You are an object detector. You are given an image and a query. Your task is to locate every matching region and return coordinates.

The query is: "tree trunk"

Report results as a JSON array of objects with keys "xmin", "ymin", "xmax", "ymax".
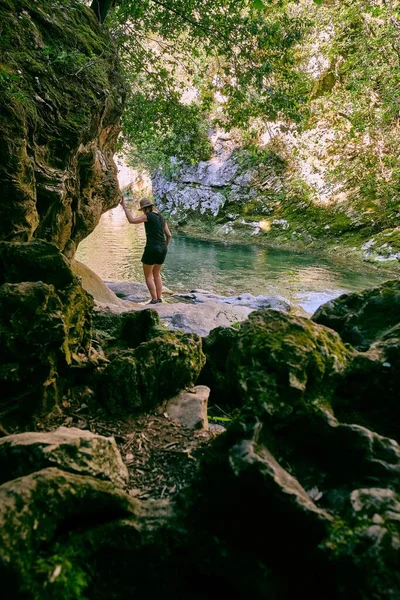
[{"xmin": 90, "ymin": 0, "xmax": 117, "ymax": 24}]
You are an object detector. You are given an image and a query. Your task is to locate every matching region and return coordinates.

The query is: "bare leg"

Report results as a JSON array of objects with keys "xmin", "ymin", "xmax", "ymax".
[
  {"xmin": 143, "ymin": 264, "xmax": 157, "ymax": 300},
  {"xmin": 153, "ymin": 264, "xmax": 163, "ymax": 300}
]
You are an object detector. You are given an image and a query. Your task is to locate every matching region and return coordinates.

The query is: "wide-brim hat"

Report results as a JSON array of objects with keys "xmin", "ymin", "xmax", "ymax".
[{"xmin": 139, "ymin": 198, "xmax": 154, "ymax": 210}]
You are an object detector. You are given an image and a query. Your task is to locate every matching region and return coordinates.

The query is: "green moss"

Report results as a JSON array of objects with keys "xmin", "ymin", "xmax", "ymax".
[
  {"xmin": 99, "ymin": 329, "xmax": 206, "ymax": 413},
  {"xmin": 231, "ymin": 309, "xmax": 353, "ymax": 420},
  {"xmin": 30, "ymin": 552, "xmax": 90, "ymax": 600}
]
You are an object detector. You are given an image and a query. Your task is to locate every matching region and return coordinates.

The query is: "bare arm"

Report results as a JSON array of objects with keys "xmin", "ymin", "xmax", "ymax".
[
  {"xmin": 164, "ymin": 221, "xmax": 172, "ymax": 246},
  {"xmin": 120, "ymin": 197, "xmax": 147, "ymax": 224}
]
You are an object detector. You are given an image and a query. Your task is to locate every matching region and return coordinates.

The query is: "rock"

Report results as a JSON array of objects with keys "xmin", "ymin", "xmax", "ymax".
[
  {"xmin": 0, "ymin": 427, "xmax": 128, "ymax": 488},
  {"xmin": 0, "ymin": 467, "xmax": 138, "ymax": 598},
  {"xmin": 72, "ymin": 260, "xmax": 133, "ymax": 307},
  {"xmin": 173, "ymin": 289, "xmax": 292, "ymax": 311},
  {"xmin": 166, "ymin": 385, "xmax": 210, "ymax": 430},
  {"xmin": 0, "ymin": 0, "xmax": 125, "ymax": 256},
  {"xmin": 92, "ymin": 307, "xmax": 164, "ymax": 353},
  {"xmin": 322, "ymin": 487, "xmax": 400, "ymax": 599},
  {"xmin": 99, "ymin": 331, "xmax": 205, "ymax": 413},
  {"xmin": 232, "ymin": 309, "xmax": 353, "ymax": 419},
  {"xmin": 0, "ymin": 277, "xmax": 93, "ymax": 419},
  {"xmin": 152, "ymin": 300, "xmax": 253, "ymax": 337},
  {"xmin": 334, "ymin": 322, "xmax": 400, "ymax": 440},
  {"xmin": 99, "ymin": 351, "xmax": 141, "ymax": 412},
  {"xmin": 312, "ymin": 280, "xmax": 400, "ymax": 351},
  {"xmin": 0, "ymin": 241, "xmax": 75, "ymax": 287},
  {"xmin": 198, "ymin": 326, "xmax": 240, "ymax": 405},
  {"xmin": 121, "ymin": 310, "xmax": 165, "ymax": 348},
  {"xmin": 362, "ymin": 227, "xmax": 400, "ymax": 262},
  {"xmin": 105, "ymin": 281, "xmax": 173, "ymax": 303},
  {"xmin": 99, "ymin": 281, "xmax": 266, "ymax": 337},
  {"xmin": 183, "ymin": 419, "xmax": 333, "ymax": 599},
  {"xmin": 93, "ymin": 295, "xmax": 253, "ymax": 337}
]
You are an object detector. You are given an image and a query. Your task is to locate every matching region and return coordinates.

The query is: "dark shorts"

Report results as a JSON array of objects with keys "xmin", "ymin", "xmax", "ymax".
[{"xmin": 141, "ymin": 244, "xmax": 168, "ymax": 265}]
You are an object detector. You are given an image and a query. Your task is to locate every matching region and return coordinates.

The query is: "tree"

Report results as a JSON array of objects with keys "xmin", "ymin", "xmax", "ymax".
[
  {"xmin": 85, "ymin": 0, "xmax": 310, "ymax": 169},
  {"xmin": 90, "ymin": 0, "xmax": 117, "ymax": 23}
]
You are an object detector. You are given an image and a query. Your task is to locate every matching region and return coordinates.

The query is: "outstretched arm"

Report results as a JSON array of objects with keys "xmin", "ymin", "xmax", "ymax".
[
  {"xmin": 120, "ymin": 197, "xmax": 147, "ymax": 224},
  {"xmin": 164, "ymin": 221, "xmax": 172, "ymax": 246}
]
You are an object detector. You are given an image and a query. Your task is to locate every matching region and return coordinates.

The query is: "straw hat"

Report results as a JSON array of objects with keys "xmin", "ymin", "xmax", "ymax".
[{"xmin": 139, "ymin": 198, "xmax": 154, "ymax": 210}]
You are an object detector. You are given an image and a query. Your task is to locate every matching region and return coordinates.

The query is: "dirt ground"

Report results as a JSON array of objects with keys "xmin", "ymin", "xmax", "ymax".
[{"xmin": 34, "ymin": 391, "xmax": 226, "ymax": 500}]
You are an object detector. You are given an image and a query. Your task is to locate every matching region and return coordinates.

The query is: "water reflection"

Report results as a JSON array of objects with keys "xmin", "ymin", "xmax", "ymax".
[{"xmin": 76, "ymin": 208, "xmax": 391, "ymax": 312}]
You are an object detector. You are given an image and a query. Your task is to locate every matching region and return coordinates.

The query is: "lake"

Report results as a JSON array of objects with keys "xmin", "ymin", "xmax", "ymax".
[{"xmin": 76, "ymin": 207, "xmax": 392, "ymax": 313}]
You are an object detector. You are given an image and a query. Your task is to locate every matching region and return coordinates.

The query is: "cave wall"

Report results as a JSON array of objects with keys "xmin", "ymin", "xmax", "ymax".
[{"xmin": 0, "ymin": 0, "xmax": 125, "ymax": 257}]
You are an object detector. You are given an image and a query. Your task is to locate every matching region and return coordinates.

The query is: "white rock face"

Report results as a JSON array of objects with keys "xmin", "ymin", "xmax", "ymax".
[{"xmin": 152, "ymin": 130, "xmax": 250, "ymax": 218}]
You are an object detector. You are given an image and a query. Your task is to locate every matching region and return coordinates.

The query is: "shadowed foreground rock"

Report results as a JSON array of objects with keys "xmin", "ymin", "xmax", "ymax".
[
  {"xmin": 1, "ymin": 282, "xmax": 400, "ymax": 599},
  {"xmin": 0, "ymin": 241, "xmax": 93, "ymax": 421},
  {"xmin": 0, "ymin": 427, "xmax": 128, "ymax": 487},
  {"xmin": 99, "ymin": 330, "xmax": 205, "ymax": 413}
]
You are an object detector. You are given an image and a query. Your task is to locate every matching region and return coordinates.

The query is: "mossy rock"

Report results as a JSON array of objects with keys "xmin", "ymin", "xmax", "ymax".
[
  {"xmin": 322, "ymin": 488, "xmax": 400, "ymax": 599},
  {"xmin": 231, "ymin": 309, "xmax": 353, "ymax": 422},
  {"xmin": 333, "ymin": 322, "xmax": 400, "ymax": 441},
  {"xmin": 0, "ymin": 0, "xmax": 125, "ymax": 253},
  {"xmin": 198, "ymin": 326, "xmax": 241, "ymax": 406},
  {"xmin": 312, "ymin": 279, "xmax": 400, "ymax": 351},
  {"xmin": 99, "ymin": 351, "xmax": 141, "ymax": 413},
  {"xmin": 0, "ymin": 467, "xmax": 138, "ymax": 599},
  {"xmin": 135, "ymin": 331, "xmax": 205, "ymax": 409},
  {"xmin": 0, "ymin": 240, "xmax": 75, "ymax": 288},
  {"xmin": 99, "ymin": 331, "xmax": 205, "ymax": 413},
  {"xmin": 92, "ymin": 308, "xmax": 166, "ymax": 355},
  {"xmin": 0, "ymin": 276, "xmax": 93, "ymax": 420},
  {"xmin": 0, "ymin": 427, "xmax": 128, "ymax": 488}
]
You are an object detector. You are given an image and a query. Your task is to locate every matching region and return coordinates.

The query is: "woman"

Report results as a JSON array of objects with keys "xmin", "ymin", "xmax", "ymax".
[{"xmin": 120, "ymin": 196, "xmax": 172, "ymax": 304}]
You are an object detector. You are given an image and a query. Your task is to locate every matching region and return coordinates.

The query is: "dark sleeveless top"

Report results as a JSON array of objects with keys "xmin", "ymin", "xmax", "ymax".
[{"xmin": 144, "ymin": 212, "xmax": 166, "ymax": 247}]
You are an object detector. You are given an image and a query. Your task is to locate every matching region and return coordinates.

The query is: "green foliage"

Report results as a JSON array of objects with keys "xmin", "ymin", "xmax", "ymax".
[
  {"xmin": 234, "ymin": 144, "xmax": 287, "ymax": 172},
  {"xmin": 96, "ymin": 0, "xmax": 311, "ymax": 169},
  {"xmin": 308, "ymin": 0, "xmax": 400, "ymax": 231},
  {"xmin": 31, "ymin": 553, "xmax": 90, "ymax": 600}
]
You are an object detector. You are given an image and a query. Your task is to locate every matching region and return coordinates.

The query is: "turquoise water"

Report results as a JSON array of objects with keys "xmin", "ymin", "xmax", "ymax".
[{"xmin": 76, "ymin": 207, "xmax": 393, "ymax": 313}]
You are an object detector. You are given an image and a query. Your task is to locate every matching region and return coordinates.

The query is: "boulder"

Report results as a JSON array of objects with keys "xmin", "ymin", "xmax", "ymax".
[
  {"xmin": 72, "ymin": 260, "xmax": 133, "ymax": 306},
  {"xmin": 322, "ymin": 488, "xmax": 400, "ymax": 599},
  {"xmin": 0, "ymin": 427, "xmax": 128, "ymax": 487},
  {"xmin": 153, "ymin": 300, "xmax": 253, "ymax": 337},
  {"xmin": 0, "ymin": 467, "xmax": 138, "ymax": 598},
  {"xmin": 333, "ymin": 322, "xmax": 400, "ymax": 440},
  {"xmin": 0, "ymin": 240, "xmax": 76, "ymax": 287},
  {"xmin": 92, "ymin": 307, "xmax": 164, "ymax": 353},
  {"xmin": 173, "ymin": 289, "xmax": 292, "ymax": 311},
  {"xmin": 312, "ymin": 280, "xmax": 400, "ymax": 351},
  {"xmin": 198, "ymin": 325, "xmax": 241, "ymax": 405},
  {"xmin": 182, "ymin": 418, "xmax": 334, "ymax": 598},
  {"xmin": 166, "ymin": 385, "xmax": 210, "ymax": 430},
  {"xmin": 0, "ymin": 277, "xmax": 93, "ymax": 419},
  {"xmin": 232, "ymin": 309, "xmax": 353, "ymax": 420},
  {"xmin": 134, "ymin": 332, "xmax": 205, "ymax": 409},
  {"xmin": 99, "ymin": 351, "xmax": 141, "ymax": 412},
  {"xmin": 99, "ymin": 331, "xmax": 205, "ymax": 413}
]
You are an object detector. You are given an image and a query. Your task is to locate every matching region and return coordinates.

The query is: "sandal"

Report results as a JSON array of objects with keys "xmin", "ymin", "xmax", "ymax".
[{"xmin": 148, "ymin": 299, "xmax": 159, "ymax": 305}]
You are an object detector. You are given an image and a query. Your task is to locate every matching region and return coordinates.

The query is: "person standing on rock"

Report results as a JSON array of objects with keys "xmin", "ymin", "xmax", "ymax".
[{"xmin": 120, "ymin": 197, "xmax": 172, "ymax": 304}]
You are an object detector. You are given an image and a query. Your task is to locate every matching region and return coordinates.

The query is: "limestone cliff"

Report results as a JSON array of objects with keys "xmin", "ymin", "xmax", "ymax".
[
  {"xmin": 0, "ymin": 0, "xmax": 125, "ymax": 421},
  {"xmin": 0, "ymin": 0, "xmax": 125, "ymax": 257}
]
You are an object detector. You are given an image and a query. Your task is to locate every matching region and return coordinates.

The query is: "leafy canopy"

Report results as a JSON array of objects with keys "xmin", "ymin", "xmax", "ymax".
[{"xmin": 89, "ymin": 0, "xmax": 310, "ymax": 169}]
